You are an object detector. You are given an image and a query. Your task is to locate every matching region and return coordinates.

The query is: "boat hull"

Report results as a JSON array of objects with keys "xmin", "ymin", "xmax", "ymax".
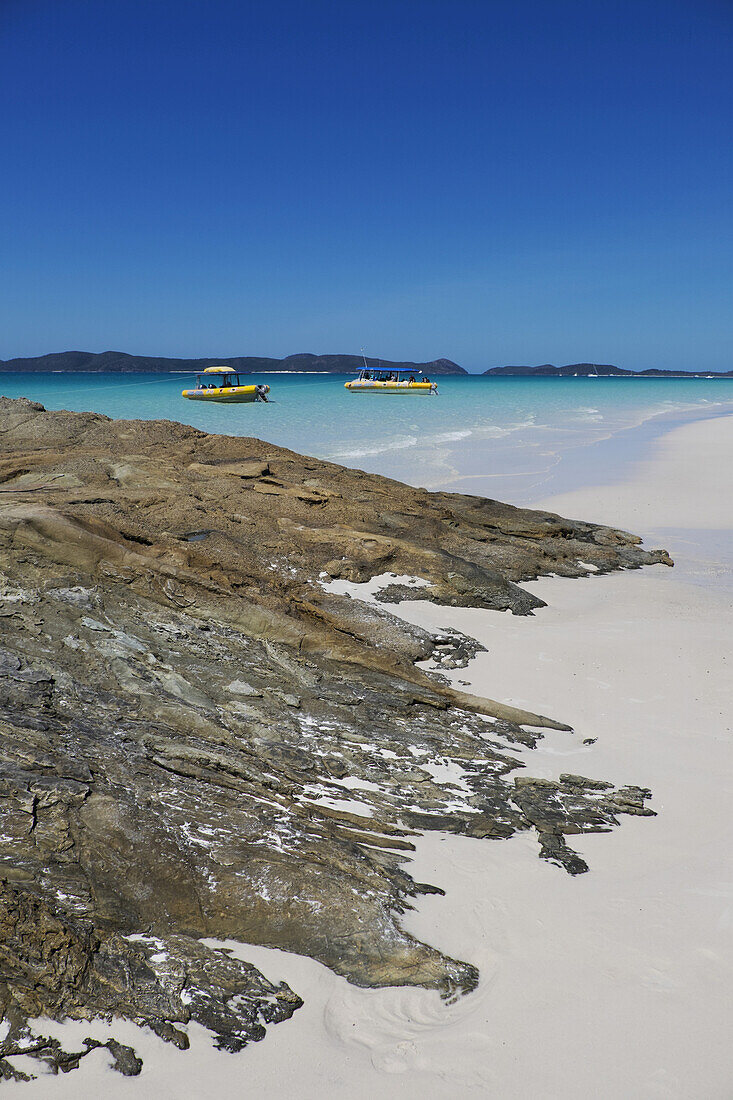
[
  {"xmin": 344, "ymin": 381, "xmax": 436, "ymax": 394},
  {"xmin": 182, "ymin": 385, "xmax": 267, "ymax": 403}
]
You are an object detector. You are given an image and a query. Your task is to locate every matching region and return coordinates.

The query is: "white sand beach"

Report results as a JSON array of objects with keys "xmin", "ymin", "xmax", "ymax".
[
  {"xmin": 537, "ymin": 412, "xmax": 732, "ymax": 532},
  {"xmin": 14, "ymin": 414, "xmax": 733, "ymax": 1098}
]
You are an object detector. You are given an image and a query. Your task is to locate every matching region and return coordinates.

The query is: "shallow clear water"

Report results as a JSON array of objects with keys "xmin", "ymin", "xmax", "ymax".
[{"xmin": 3, "ymin": 371, "xmax": 731, "ymax": 503}]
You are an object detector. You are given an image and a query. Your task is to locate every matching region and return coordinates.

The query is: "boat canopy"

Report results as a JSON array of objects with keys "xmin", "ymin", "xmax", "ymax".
[
  {"xmin": 357, "ymin": 368, "xmax": 424, "ymax": 380},
  {"xmin": 195, "ymin": 367, "xmax": 241, "ymax": 388}
]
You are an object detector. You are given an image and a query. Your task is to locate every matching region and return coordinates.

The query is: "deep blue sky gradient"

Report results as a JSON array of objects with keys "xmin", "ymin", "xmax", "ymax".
[{"xmin": 1, "ymin": 0, "xmax": 731, "ymax": 370}]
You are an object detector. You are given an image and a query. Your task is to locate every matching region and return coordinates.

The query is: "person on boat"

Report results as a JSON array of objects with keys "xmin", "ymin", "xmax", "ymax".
[{"xmin": 409, "ymin": 375, "xmax": 416, "ymax": 383}]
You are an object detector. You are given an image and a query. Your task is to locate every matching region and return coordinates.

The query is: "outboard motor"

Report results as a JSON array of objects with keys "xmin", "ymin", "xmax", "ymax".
[{"xmin": 255, "ymin": 385, "xmax": 270, "ymax": 402}]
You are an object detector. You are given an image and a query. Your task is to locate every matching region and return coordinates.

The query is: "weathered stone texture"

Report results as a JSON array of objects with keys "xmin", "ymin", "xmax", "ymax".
[{"xmin": 0, "ymin": 398, "xmax": 663, "ymax": 1076}]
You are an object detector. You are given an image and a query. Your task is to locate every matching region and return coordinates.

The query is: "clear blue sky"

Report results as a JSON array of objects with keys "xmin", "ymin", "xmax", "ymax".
[{"xmin": 1, "ymin": 0, "xmax": 731, "ymax": 371}]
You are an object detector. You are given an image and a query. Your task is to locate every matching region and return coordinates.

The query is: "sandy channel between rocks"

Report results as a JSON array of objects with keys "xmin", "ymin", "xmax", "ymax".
[{"xmin": 13, "ymin": 414, "xmax": 733, "ymax": 1099}]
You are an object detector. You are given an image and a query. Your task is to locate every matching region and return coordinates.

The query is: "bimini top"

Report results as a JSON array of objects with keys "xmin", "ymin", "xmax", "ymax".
[
  {"xmin": 202, "ymin": 365, "xmax": 233, "ymax": 374},
  {"xmin": 359, "ymin": 368, "xmax": 424, "ymax": 380}
]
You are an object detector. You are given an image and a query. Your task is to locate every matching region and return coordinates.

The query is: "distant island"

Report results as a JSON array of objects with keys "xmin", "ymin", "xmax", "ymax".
[
  {"xmin": 1, "ymin": 352, "xmax": 729, "ymax": 378},
  {"xmin": 0, "ymin": 351, "xmax": 466, "ymax": 376},
  {"xmin": 484, "ymin": 363, "xmax": 733, "ymax": 378}
]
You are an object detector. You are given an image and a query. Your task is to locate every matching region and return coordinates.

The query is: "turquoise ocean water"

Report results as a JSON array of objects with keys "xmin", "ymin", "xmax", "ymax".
[{"xmin": 2, "ymin": 371, "xmax": 732, "ymax": 505}]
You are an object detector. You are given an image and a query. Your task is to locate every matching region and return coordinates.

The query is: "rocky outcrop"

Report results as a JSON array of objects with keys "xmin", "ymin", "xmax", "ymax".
[{"xmin": 0, "ymin": 398, "xmax": 666, "ymax": 1078}]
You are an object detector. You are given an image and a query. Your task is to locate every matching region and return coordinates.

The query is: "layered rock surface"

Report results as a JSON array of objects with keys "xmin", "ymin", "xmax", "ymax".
[{"xmin": 0, "ymin": 398, "xmax": 667, "ymax": 1079}]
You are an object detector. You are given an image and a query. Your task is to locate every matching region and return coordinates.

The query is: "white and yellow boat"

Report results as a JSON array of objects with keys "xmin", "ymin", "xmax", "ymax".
[
  {"xmin": 344, "ymin": 367, "xmax": 438, "ymax": 395},
  {"xmin": 182, "ymin": 366, "xmax": 270, "ymax": 403}
]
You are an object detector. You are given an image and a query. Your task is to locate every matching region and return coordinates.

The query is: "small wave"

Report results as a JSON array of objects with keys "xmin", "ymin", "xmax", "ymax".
[
  {"xmin": 332, "ymin": 428, "xmax": 475, "ymax": 458},
  {"xmin": 330, "ymin": 435, "xmax": 420, "ymax": 459},
  {"xmin": 474, "ymin": 417, "xmax": 542, "ymax": 438},
  {"xmin": 433, "ymin": 429, "xmax": 473, "ymax": 443},
  {"xmin": 573, "ymin": 407, "xmax": 604, "ymax": 423}
]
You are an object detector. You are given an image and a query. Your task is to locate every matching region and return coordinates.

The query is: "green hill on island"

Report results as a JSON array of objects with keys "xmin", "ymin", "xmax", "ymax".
[
  {"xmin": 484, "ymin": 363, "xmax": 733, "ymax": 377},
  {"xmin": 0, "ymin": 351, "xmax": 467, "ymax": 375},
  {"xmin": 2, "ymin": 353, "xmax": 729, "ymax": 378}
]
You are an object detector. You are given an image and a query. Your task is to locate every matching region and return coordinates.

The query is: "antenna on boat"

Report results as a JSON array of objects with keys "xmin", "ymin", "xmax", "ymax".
[{"xmin": 360, "ymin": 346, "xmax": 369, "ymax": 372}]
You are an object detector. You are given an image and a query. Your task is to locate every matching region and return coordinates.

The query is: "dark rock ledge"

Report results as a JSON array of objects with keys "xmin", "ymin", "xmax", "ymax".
[{"xmin": 0, "ymin": 398, "xmax": 668, "ymax": 1079}]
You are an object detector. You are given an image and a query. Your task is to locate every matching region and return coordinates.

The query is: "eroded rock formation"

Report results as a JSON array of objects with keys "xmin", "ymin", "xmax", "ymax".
[{"xmin": 0, "ymin": 397, "xmax": 667, "ymax": 1078}]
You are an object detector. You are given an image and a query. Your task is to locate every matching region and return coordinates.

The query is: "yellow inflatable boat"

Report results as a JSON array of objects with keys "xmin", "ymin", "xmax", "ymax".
[
  {"xmin": 344, "ymin": 368, "xmax": 438, "ymax": 394},
  {"xmin": 182, "ymin": 366, "xmax": 270, "ymax": 403}
]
